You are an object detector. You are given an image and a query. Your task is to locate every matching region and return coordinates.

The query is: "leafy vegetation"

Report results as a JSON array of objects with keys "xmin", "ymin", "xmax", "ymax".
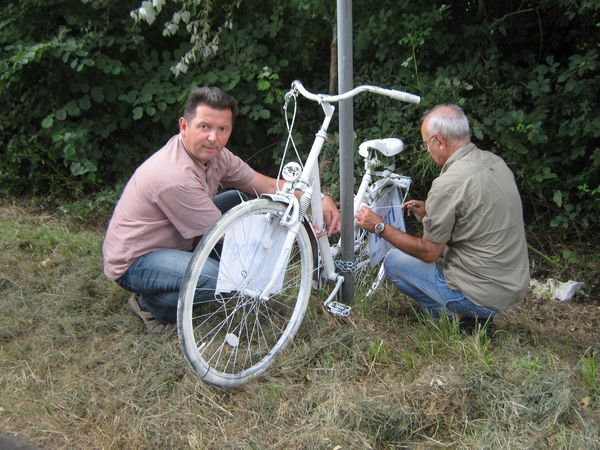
[{"xmin": 1, "ymin": 0, "xmax": 599, "ymax": 235}]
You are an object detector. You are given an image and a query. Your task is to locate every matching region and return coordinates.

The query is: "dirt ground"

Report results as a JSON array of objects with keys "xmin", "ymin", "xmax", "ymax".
[
  {"xmin": 499, "ymin": 294, "xmax": 600, "ymax": 354},
  {"xmin": 0, "ymin": 432, "xmax": 41, "ymax": 450}
]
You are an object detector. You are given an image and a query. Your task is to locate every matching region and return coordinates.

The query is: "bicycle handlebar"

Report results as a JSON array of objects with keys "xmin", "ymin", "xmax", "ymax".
[{"xmin": 291, "ymin": 80, "xmax": 421, "ymax": 105}]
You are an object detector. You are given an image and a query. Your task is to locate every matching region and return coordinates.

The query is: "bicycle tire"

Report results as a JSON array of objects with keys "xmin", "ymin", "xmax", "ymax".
[{"xmin": 177, "ymin": 198, "xmax": 313, "ymax": 387}]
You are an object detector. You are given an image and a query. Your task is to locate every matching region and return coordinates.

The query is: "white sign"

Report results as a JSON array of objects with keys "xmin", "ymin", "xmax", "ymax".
[
  {"xmin": 216, "ymin": 214, "xmax": 288, "ymax": 295},
  {"xmin": 368, "ymin": 188, "xmax": 406, "ymax": 267}
]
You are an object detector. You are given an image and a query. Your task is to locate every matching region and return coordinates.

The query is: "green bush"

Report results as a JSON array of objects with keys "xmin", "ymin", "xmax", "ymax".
[
  {"xmin": 351, "ymin": 0, "xmax": 600, "ymax": 232},
  {"xmin": 1, "ymin": 0, "xmax": 598, "ymax": 233}
]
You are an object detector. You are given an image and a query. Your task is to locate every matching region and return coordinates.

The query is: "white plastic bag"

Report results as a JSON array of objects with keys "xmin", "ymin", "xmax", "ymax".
[{"xmin": 529, "ymin": 278, "xmax": 583, "ymax": 301}]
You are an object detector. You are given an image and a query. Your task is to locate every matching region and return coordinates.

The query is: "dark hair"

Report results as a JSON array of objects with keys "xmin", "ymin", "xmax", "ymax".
[{"xmin": 183, "ymin": 86, "xmax": 238, "ymax": 123}]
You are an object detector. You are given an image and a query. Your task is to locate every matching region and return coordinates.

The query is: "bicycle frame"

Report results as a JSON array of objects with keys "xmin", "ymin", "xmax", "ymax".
[{"xmin": 260, "ymin": 81, "xmax": 420, "ymax": 310}]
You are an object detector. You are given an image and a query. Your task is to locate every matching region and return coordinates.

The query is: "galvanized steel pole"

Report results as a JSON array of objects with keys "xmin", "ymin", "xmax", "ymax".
[{"xmin": 337, "ymin": 0, "xmax": 354, "ymax": 302}]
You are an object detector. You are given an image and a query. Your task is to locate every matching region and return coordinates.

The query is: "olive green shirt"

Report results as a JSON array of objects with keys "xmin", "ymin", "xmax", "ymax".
[{"xmin": 423, "ymin": 143, "xmax": 530, "ymax": 310}]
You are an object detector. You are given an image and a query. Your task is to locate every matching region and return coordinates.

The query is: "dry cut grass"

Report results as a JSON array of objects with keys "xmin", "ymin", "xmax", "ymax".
[{"xmin": 0, "ymin": 204, "xmax": 599, "ymax": 449}]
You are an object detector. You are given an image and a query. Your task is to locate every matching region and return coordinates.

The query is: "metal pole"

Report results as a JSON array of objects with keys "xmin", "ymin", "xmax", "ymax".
[{"xmin": 337, "ymin": 0, "xmax": 354, "ymax": 302}]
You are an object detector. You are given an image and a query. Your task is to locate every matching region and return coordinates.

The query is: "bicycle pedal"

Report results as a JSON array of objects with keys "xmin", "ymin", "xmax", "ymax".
[{"xmin": 325, "ymin": 301, "xmax": 352, "ymax": 317}]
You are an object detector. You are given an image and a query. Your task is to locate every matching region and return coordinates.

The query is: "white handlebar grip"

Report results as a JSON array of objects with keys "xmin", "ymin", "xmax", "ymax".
[{"xmin": 382, "ymin": 89, "xmax": 421, "ymax": 104}]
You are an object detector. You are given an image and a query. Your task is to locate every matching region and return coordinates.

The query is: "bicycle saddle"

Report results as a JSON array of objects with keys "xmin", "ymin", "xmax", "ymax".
[{"xmin": 358, "ymin": 138, "xmax": 404, "ymax": 157}]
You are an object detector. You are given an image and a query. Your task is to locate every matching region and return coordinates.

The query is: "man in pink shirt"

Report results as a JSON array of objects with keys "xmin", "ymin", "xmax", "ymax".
[{"xmin": 103, "ymin": 87, "xmax": 340, "ymax": 333}]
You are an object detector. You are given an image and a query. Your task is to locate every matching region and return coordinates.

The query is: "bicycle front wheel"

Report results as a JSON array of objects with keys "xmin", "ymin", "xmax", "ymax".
[{"xmin": 177, "ymin": 198, "xmax": 314, "ymax": 387}]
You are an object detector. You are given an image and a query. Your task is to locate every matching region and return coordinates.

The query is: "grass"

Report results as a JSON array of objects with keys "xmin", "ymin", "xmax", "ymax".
[{"xmin": 1, "ymin": 203, "xmax": 599, "ymax": 449}]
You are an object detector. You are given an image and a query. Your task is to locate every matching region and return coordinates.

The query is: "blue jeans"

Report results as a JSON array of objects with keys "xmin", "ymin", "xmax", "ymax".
[
  {"xmin": 116, "ymin": 190, "xmax": 245, "ymax": 323},
  {"xmin": 383, "ymin": 249, "xmax": 497, "ymax": 319}
]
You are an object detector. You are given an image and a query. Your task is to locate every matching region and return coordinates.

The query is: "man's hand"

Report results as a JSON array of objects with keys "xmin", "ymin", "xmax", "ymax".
[
  {"xmin": 322, "ymin": 195, "xmax": 341, "ymax": 236},
  {"xmin": 403, "ymin": 200, "xmax": 425, "ymax": 222},
  {"xmin": 354, "ymin": 206, "xmax": 383, "ymax": 233},
  {"xmin": 356, "ymin": 203, "xmax": 445, "ymax": 263}
]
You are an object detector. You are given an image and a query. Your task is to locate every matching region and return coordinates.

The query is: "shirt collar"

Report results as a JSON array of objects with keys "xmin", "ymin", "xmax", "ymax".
[{"xmin": 440, "ymin": 142, "xmax": 476, "ymax": 174}]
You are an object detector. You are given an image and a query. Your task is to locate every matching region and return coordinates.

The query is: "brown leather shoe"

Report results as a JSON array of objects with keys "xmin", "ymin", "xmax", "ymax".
[{"xmin": 127, "ymin": 294, "xmax": 175, "ymax": 334}]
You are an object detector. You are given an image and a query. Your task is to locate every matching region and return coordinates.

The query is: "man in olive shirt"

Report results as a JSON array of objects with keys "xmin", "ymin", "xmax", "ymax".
[{"xmin": 355, "ymin": 104, "xmax": 529, "ymax": 332}]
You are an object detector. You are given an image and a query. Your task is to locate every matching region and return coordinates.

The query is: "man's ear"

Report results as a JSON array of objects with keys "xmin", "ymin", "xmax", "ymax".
[{"xmin": 178, "ymin": 117, "xmax": 187, "ymax": 135}]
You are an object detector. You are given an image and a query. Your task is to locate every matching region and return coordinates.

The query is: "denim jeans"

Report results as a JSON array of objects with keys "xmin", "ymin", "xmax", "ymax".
[
  {"xmin": 116, "ymin": 190, "xmax": 246, "ymax": 323},
  {"xmin": 383, "ymin": 248, "xmax": 497, "ymax": 319}
]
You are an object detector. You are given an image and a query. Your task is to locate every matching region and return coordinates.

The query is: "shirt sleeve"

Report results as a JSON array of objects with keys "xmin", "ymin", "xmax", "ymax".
[
  {"xmin": 422, "ymin": 178, "xmax": 457, "ymax": 245},
  {"xmin": 219, "ymin": 149, "xmax": 257, "ymax": 188},
  {"xmin": 155, "ymin": 184, "xmax": 222, "ymax": 239}
]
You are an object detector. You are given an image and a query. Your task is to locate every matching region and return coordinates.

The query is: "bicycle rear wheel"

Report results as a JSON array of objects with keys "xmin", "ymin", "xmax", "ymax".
[
  {"xmin": 177, "ymin": 198, "xmax": 313, "ymax": 387},
  {"xmin": 354, "ymin": 183, "xmax": 406, "ymax": 294}
]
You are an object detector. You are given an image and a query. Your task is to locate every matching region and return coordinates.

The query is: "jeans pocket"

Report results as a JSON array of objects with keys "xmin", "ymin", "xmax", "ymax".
[
  {"xmin": 434, "ymin": 265, "xmax": 446, "ymax": 284},
  {"xmin": 434, "ymin": 266, "xmax": 465, "ymax": 304}
]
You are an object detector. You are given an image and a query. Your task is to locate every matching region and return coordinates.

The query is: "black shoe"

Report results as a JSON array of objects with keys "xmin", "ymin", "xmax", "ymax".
[{"xmin": 459, "ymin": 316, "xmax": 495, "ymax": 337}]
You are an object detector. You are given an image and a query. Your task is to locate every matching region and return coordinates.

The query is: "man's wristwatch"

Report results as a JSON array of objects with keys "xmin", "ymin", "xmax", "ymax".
[{"xmin": 374, "ymin": 222, "xmax": 386, "ymax": 237}]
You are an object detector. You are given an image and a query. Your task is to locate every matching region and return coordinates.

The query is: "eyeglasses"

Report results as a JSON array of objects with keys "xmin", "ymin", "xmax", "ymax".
[{"xmin": 420, "ymin": 136, "xmax": 436, "ymax": 151}]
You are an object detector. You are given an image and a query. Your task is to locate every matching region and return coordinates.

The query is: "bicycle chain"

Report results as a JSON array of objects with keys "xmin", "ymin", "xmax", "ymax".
[{"xmin": 334, "ymin": 258, "xmax": 360, "ymax": 273}]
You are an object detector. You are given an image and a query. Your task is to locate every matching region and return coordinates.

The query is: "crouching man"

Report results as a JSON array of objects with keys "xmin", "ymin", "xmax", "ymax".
[
  {"xmin": 103, "ymin": 86, "xmax": 340, "ymax": 333},
  {"xmin": 355, "ymin": 104, "xmax": 529, "ymax": 333}
]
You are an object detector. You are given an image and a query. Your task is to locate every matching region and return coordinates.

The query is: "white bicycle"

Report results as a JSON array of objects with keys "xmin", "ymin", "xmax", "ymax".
[{"xmin": 177, "ymin": 81, "xmax": 420, "ymax": 387}]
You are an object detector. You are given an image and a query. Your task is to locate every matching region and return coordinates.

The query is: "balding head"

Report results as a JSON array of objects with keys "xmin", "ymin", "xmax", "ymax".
[
  {"xmin": 423, "ymin": 104, "xmax": 471, "ymax": 143},
  {"xmin": 420, "ymin": 104, "xmax": 472, "ymax": 166}
]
